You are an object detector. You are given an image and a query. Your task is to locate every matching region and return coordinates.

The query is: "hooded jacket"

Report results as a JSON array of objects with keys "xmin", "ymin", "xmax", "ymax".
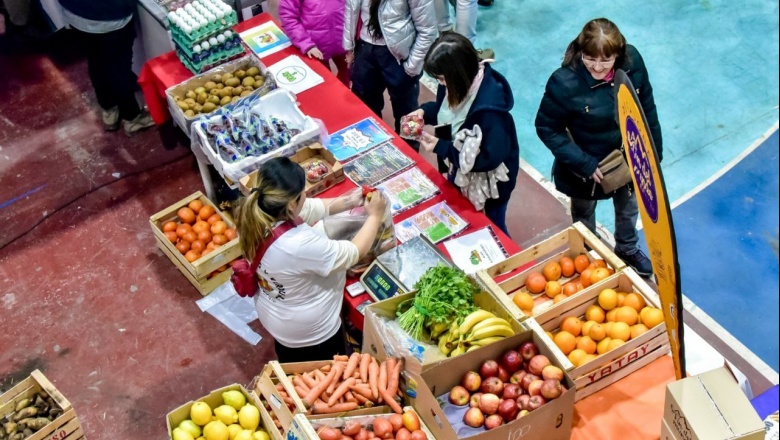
[
  {"xmin": 343, "ymin": 0, "xmax": 437, "ymax": 76},
  {"xmin": 421, "ymin": 63, "xmax": 520, "ymax": 202},
  {"xmin": 535, "ymin": 44, "xmax": 663, "ymax": 200},
  {"xmin": 278, "ymin": 0, "xmax": 346, "ymax": 61}
]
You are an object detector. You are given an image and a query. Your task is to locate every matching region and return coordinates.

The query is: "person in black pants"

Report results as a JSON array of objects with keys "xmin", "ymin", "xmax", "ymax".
[{"xmin": 59, "ymin": 0, "xmax": 154, "ymax": 135}]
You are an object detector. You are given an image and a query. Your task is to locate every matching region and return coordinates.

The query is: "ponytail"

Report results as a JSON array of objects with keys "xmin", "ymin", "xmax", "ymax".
[{"xmin": 366, "ymin": 0, "xmax": 384, "ymax": 40}]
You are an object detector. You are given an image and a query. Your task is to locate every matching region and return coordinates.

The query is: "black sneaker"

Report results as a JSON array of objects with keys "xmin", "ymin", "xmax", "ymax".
[{"xmin": 616, "ymin": 249, "xmax": 653, "ymax": 277}]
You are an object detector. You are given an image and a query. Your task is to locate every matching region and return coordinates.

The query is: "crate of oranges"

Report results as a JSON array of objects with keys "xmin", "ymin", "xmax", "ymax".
[
  {"xmin": 476, "ymin": 222, "xmax": 627, "ymax": 322},
  {"xmin": 150, "ymin": 191, "xmax": 242, "ymax": 295},
  {"xmin": 531, "ymin": 268, "xmax": 670, "ymax": 401}
]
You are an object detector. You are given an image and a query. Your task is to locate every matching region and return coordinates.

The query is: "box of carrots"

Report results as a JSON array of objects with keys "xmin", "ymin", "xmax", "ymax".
[{"xmin": 254, "ymin": 353, "xmax": 405, "ymax": 436}]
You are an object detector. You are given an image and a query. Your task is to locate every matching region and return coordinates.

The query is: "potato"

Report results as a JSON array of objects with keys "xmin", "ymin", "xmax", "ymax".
[
  {"xmin": 234, "ymin": 69, "xmax": 246, "ymax": 79},
  {"xmin": 232, "ymin": 86, "xmax": 243, "ymax": 96},
  {"xmin": 246, "ymin": 66, "xmax": 260, "ymax": 77},
  {"xmin": 222, "ymin": 72, "xmax": 233, "ymax": 80},
  {"xmin": 185, "ymin": 90, "xmax": 196, "ymax": 99},
  {"xmin": 194, "ymin": 86, "xmax": 206, "ymax": 94},
  {"xmin": 239, "ymin": 90, "xmax": 252, "ymax": 97},
  {"xmin": 197, "ymin": 92, "xmax": 208, "ymax": 104},
  {"xmin": 184, "ymin": 109, "xmax": 195, "ymax": 117},
  {"xmin": 225, "ymin": 77, "xmax": 240, "ymax": 87},
  {"xmin": 202, "ymin": 102, "xmax": 216, "ymax": 113},
  {"xmin": 204, "ymin": 81, "xmax": 217, "ymax": 91},
  {"xmin": 220, "ymin": 96, "xmax": 232, "ymax": 105},
  {"xmin": 242, "ymin": 77, "xmax": 255, "ymax": 87},
  {"xmin": 211, "ymin": 74, "xmax": 222, "ymax": 83},
  {"xmin": 176, "ymin": 100, "xmax": 190, "ymax": 111}
]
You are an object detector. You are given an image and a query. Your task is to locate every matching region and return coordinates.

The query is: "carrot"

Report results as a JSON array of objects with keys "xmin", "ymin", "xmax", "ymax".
[
  {"xmin": 327, "ymin": 363, "xmax": 345, "ymax": 395},
  {"xmin": 345, "ymin": 391, "xmax": 356, "ymax": 402},
  {"xmin": 295, "ymin": 386, "xmax": 309, "ymax": 399},
  {"xmin": 282, "ymin": 395, "xmax": 295, "ymax": 406},
  {"xmin": 379, "ymin": 361, "xmax": 388, "ymax": 395},
  {"xmin": 359, "ymin": 353, "xmax": 371, "ymax": 383},
  {"xmin": 353, "ymin": 393, "xmax": 369, "ymax": 405},
  {"xmin": 349, "ymin": 384, "xmax": 373, "ymax": 400},
  {"xmin": 303, "ymin": 366, "xmax": 338, "ymax": 408},
  {"xmin": 311, "ymin": 401, "xmax": 359, "ymax": 415},
  {"xmin": 387, "ymin": 357, "xmax": 403, "ymax": 397},
  {"xmin": 313, "ymin": 369, "xmax": 327, "ymax": 382},
  {"xmin": 321, "ymin": 364, "xmax": 332, "ymax": 373},
  {"xmin": 368, "ymin": 360, "xmax": 379, "ymax": 400},
  {"xmin": 333, "ymin": 355, "xmax": 349, "ymax": 362},
  {"xmin": 328, "ymin": 377, "xmax": 356, "ymax": 406},
  {"xmin": 276, "ymin": 383, "xmax": 286, "ymax": 392},
  {"xmin": 379, "ymin": 388, "xmax": 403, "ymax": 414},
  {"xmin": 299, "ymin": 373, "xmax": 317, "ymax": 390},
  {"xmin": 343, "ymin": 352, "xmax": 361, "ymax": 380}
]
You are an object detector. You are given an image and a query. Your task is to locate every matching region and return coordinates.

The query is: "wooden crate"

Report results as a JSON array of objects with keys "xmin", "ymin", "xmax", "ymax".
[
  {"xmin": 476, "ymin": 222, "xmax": 627, "ymax": 321},
  {"xmin": 149, "ymin": 191, "xmax": 242, "ymax": 293},
  {"xmin": 285, "ymin": 407, "xmax": 434, "ymax": 440},
  {"xmin": 153, "ymin": 236, "xmax": 233, "ymax": 296},
  {"xmin": 0, "ymin": 370, "xmax": 84, "ymax": 440},
  {"xmin": 166, "ymin": 383, "xmax": 280, "ymax": 440},
  {"xmin": 532, "ymin": 268, "xmax": 670, "ymax": 401}
]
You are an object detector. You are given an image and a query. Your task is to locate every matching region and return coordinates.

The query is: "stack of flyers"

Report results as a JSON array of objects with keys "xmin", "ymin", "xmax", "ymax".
[
  {"xmin": 394, "ymin": 201, "xmax": 469, "ymax": 244},
  {"xmin": 442, "ymin": 226, "xmax": 509, "ymax": 274},
  {"xmin": 239, "ymin": 21, "xmax": 291, "ymax": 58},
  {"xmin": 326, "ymin": 117, "xmax": 393, "ymax": 162},
  {"xmin": 377, "ymin": 168, "xmax": 440, "ymax": 215}
]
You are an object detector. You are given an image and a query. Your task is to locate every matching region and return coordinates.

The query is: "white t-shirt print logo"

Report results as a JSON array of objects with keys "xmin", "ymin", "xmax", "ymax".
[{"xmin": 259, "ymin": 268, "xmax": 287, "ymax": 302}]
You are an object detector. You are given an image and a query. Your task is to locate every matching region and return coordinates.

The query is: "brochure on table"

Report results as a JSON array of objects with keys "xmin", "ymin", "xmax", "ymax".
[
  {"xmin": 239, "ymin": 21, "xmax": 291, "ymax": 58},
  {"xmin": 395, "ymin": 201, "xmax": 469, "ymax": 244},
  {"xmin": 326, "ymin": 117, "xmax": 393, "ymax": 162},
  {"xmin": 343, "ymin": 142, "xmax": 414, "ymax": 187},
  {"xmin": 267, "ymin": 55, "xmax": 324, "ymax": 94},
  {"xmin": 377, "ymin": 167, "xmax": 440, "ymax": 215},
  {"xmin": 442, "ymin": 226, "xmax": 509, "ymax": 274}
]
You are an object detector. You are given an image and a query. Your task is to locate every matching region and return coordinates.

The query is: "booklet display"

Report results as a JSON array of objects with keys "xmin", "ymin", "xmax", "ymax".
[
  {"xmin": 377, "ymin": 167, "xmax": 440, "ymax": 215},
  {"xmin": 343, "ymin": 143, "xmax": 414, "ymax": 188},
  {"xmin": 239, "ymin": 21, "xmax": 291, "ymax": 58},
  {"xmin": 326, "ymin": 117, "xmax": 393, "ymax": 162},
  {"xmin": 394, "ymin": 201, "xmax": 469, "ymax": 244}
]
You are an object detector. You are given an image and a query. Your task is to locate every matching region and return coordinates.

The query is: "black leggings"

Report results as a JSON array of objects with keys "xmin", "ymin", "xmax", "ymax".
[{"xmin": 273, "ymin": 325, "xmax": 347, "ymax": 363}]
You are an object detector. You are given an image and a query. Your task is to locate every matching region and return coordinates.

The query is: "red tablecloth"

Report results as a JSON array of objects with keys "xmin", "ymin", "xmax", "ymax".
[{"xmin": 138, "ymin": 13, "xmax": 521, "ymax": 331}]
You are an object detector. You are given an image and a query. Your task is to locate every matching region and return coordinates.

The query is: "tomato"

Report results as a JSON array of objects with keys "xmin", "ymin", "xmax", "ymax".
[
  {"xmin": 185, "ymin": 250, "xmax": 201, "ymax": 262},
  {"xmin": 164, "ymin": 231, "xmax": 178, "ymax": 243},
  {"xmin": 190, "ymin": 240, "xmax": 206, "ymax": 253},
  {"xmin": 192, "ymin": 221, "xmax": 210, "ymax": 234},
  {"xmin": 409, "ymin": 430, "xmax": 427, "ymax": 440},
  {"xmin": 176, "ymin": 223, "xmax": 191, "ymax": 238},
  {"xmin": 211, "ymin": 221, "xmax": 227, "ymax": 235},
  {"xmin": 207, "ymin": 213, "xmax": 222, "ymax": 225},
  {"xmin": 182, "ymin": 231, "xmax": 198, "ymax": 243},
  {"xmin": 198, "ymin": 205, "xmax": 216, "ymax": 221},
  {"xmin": 175, "ymin": 241, "xmax": 190, "ymax": 254},
  {"xmin": 177, "ymin": 207, "xmax": 196, "ymax": 224},
  {"xmin": 224, "ymin": 228, "xmax": 237, "ymax": 241},
  {"xmin": 212, "ymin": 234, "xmax": 228, "ymax": 246},
  {"xmin": 197, "ymin": 230, "xmax": 212, "ymax": 243},
  {"xmin": 163, "ymin": 221, "xmax": 177, "ymax": 232},
  {"xmin": 188, "ymin": 200, "xmax": 203, "ymax": 213}
]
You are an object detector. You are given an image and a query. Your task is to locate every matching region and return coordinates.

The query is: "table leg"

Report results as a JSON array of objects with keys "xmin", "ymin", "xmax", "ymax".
[{"xmin": 197, "ymin": 159, "xmax": 217, "ymax": 201}]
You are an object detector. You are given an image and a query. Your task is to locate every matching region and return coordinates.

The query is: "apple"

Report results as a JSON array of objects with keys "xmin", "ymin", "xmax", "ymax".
[
  {"xmin": 497, "ymin": 366, "xmax": 510, "ymax": 383},
  {"xmin": 520, "ymin": 373, "xmax": 540, "ymax": 391},
  {"xmin": 528, "ymin": 379, "xmax": 544, "ymax": 396},
  {"xmin": 497, "ymin": 398, "xmax": 519, "ymax": 421},
  {"xmin": 461, "ymin": 371, "xmax": 482, "ymax": 392},
  {"xmin": 527, "ymin": 395, "xmax": 546, "ymax": 411},
  {"xmin": 479, "ymin": 360, "xmax": 499, "ymax": 379},
  {"xmin": 478, "ymin": 393, "xmax": 501, "ymax": 415},
  {"xmin": 516, "ymin": 394, "xmax": 531, "ymax": 410},
  {"xmin": 463, "ymin": 407, "xmax": 485, "ymax": 428},
  {"xmin": 510, "ymin": 370, "xmax": 527, "ymax": 385},
  {"xmin": 500, "ymin": 350, "xmax": 524, "ymax": 373},
  {"xmin": 541, "ymin": 379, "xmax": 563, "ymax": 400},
  {"xmin": 502, "ymin": 383, "xmax": 522, "ymax": 400},
  {"xmin": 519, "ymin": 341, "xmax": 539, "ymax": 361},
  {"xmin": 470, "ymin": 392, "xmax": 483, "ymax": 408},
  {"xmin": 480, "ymin": 377, "xmax": 504, "ymax": 395},
  {"xmin": 515, "ymin": 409, "xmax": 530, "ymax": 419},
  {"xmin": 484, "ymin": 414, "xmax": 504, "ymax": 430},
  {"xmin": 449, "ymin": 385, "xmax": 470, "ymax": 405},
  {"xmin": 542, "ymin": 365, "xmax": 564, "ymax": 381},
  {"xmin": 528, "ymin": 355, "xmax": 551, "ymax": 376}
]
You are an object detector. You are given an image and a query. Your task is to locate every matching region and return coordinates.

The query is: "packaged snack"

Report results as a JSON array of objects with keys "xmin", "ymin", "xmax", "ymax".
[{"xmin": 400, "ymin": 114, "xmax": 424, "ymax": 140}]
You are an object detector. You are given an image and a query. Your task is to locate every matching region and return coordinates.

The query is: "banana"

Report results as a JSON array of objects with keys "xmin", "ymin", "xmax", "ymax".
[
  {"xmin": 467, "ymin": 336, "xmax": 506, "ymax": 348},
  {"xmin": 469, "ymin": 317, "xmax": 512, "ymax": 334},
  {"xmin": 467, "ymin": 324, "xmax": 515, "ymax": 341},
  {"xmin": 438, "ymin": 332, "xmax": 453, "ymax": 355},
  {"xmin": 448, "ymin": 321, "xmax": 461, "ymax": 341},
  {"xmin": 457, "ymin": 310, "xmax": 496, "ymax": 335},
  {"xmin": 466, "ymin": 344, "xmax": 482, "ymax": 352},
  {"xmin": 430, "ymin": 322, "xmax": 450, "ymax": 339},
  {"xmin": 450, "ymin": 344, "xmax": 466, "ymax": 357}
]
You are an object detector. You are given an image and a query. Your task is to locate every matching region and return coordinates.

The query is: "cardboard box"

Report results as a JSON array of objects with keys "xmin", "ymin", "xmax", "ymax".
[
  {"xmin": 661, "ymin": 417, "xmax": 677, "ymax": 440},
  {"xmin": 532, "ymin": 268, "xmax": 670, "ymax": 401},
  {"xmin": 239, "ymin": 143, "xmax": 344, "ymax": 197},
  {"xmin": 284, "ymin": 407, "xmax": 434, "ymax": 440},
  {"xmin": 476, "ymin": 222, "xmax": 627, "ymax": 321},
  {"xmin": 407, "ymin": 330, "xmax": 575, "ymax": 440},
  {"xmin": 0, "ymin": 370, "xmax": 83, "ymax": 440},
  {"xmin": 361, "ymin": 289, "xmax": 523, "ymax": 376},
  {"xmin": 663, "ymin": 366, "xmax": 765, "ymax": 440},
  {"xmin": 166, "ymin": 383, "xmax": 280, "ymax": 440}
]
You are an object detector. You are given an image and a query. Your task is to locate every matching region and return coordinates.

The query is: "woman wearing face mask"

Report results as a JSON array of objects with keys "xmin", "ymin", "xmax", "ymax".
[{"xmin": 535, "ymin": 18, "xmax": 663, "ymax": 277}]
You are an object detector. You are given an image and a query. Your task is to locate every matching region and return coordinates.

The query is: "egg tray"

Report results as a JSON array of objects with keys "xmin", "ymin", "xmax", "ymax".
[
  {"xmin": 173, "ymin": 33, "xmax": 242, "ymax": 59},
  {"xmin": 168, "ymin": 11, "xmax": 238, "ymax": 44},
  {"xmin": 175, "ymin": 44, "xmax": 246, "ymax": 74}
]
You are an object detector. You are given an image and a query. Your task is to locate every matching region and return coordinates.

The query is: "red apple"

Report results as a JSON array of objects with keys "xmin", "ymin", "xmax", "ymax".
[
  {"xmin": 484, "ymin": 414, "xmax": 504, "ymax": 430},
  {"xmin": 502, "ymin": 383, "xmax": 522, "ymax": 400},
  {"xmin": 528, "ymin": 379, "xmax": 544, "ymax": 397},
  {"xmin": 461, "ymin": 371, "xmax": 482, "ymax": 392},
  {"xmin": 520, "ymin": 373, "xmax": 540, "ymax": 391},
  {"xmin": 478, "ymin": 393, "xmax": 501, "ymax": 415},
  {"xmin": 542, "ymin": 365, "xmax": 565, "ymax": 381},
  {"xmin": 528, "ymin": 355, "xmax": 551, "ymax": 376},
  {"xmin": 480, "ymin": 377, "xmax": 504, "ymax": 395},
  {"xmin": 469, "ymin": 392, "xmax": 483, "ymax": 408},
  {"xmin": 479, "ymin": 360, "xmax": 499, "ymax": 379},
  {"xmin": 519, "ymin": 341, "xmax": 539, "ymax": 361},
  {"xmin": 515, "ymin": 409, "xmax": 530, "ymax": 419},
  {"xmin": 516, "ymin": 394, "xmax": 531, "ymax": 410},
  {"xmin": 463, "ymin": 407, "xmax": 485, "ymax": 428},
  {"xmin": 497, "ymin": 366, "xmax": 510, "ymax": 383},
  {"xmin": 497, "ymin": 398, "xmax": 519, "ymax": 421},
  {"xmin": 510, "ymin": 370, "xmax": 527, "ymax": 385},
  {"xmin": 527, "ymin": 395, "xmax": 546, "ymax": 411},
  {"xmin": 500, "ymin": 350, "xmax": 524, "ymax": 373},
  {"xmin": 449, "ymin": 385, "xmax": 470, "ymax": 405},
  {"xmin": 541, "ymin": 379, "xmax": 563, "ymax": 400}
]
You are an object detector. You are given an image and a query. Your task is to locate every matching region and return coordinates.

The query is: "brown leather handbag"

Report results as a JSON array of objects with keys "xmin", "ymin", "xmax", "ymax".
[{"xmin": 597, "ymin": 149, "xmax": 632, "ymax": 194}]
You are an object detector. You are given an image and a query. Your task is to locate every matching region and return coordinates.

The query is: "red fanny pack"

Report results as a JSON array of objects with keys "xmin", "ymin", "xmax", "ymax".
[{"xmin": 230, "ymin": 219, "xmax": 301, "ymax": 297}]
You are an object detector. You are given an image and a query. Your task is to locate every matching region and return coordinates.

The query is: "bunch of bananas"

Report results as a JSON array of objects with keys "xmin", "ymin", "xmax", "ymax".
[{"xmin": 430, "ymin": 310, "xmax": 515, "ymax": 357}]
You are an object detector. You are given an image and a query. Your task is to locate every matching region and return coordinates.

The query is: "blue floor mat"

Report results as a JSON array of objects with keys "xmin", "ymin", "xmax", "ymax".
[{"xmin": 640, "ymin": 131, "xmax": 779, "ymax": 371}]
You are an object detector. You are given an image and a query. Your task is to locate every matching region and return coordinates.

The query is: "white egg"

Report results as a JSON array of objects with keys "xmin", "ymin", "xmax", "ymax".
[
  {"xmin": 201, "ymin": 41, "xmax": 210, "ymax": 50},
  {"xmin": 216, "ymin": 34, "xmax": 225, "ymax": 43},
  {"xmin": 184, "ymin": 3, "xmax": 193, "ymax": 12},
  {"xmin": 215, "ymin": 9, "xmax": 225, "ymax": 19},
  {"xmin": 176, "ymin": 8, "xmax": 186, "ymax": 16},
  {"xmin": 183, "ymin": 24, "xmax": 192, "ymax": 34},
  {"xmin": 199, "ymin": 18, "xmax": 208, "ymax": 27},
  {"xmin": 192, "ymin": 21, "xmax": 201, "ymax": 31},
  {"xmin": 167, "ymin": 11, "xmax": 177, "ymax": 21},
  {"xmin": 193, "ymin": 44, "xmax": 202, "ymax": 53},
  {"xmin": 208, "ymin": 37, "xmax": 218, "ymax": 45},
  {"xmin": 207, "ymin": 13, "xmax": 216, "ymax": 23}
]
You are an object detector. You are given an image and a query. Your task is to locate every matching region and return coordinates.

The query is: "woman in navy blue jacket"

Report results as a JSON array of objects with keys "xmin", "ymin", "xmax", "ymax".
[{"xmin": 410, "ymin": 32, "xmax": 519, "ymax": 236}]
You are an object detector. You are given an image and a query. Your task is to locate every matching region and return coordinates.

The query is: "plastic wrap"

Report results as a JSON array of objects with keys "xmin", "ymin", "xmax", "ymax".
[
  {"xmin": 196, "ymin": 281, "xmax": 262, "ymax": 345},
  {"xmin": 364, "ymin": 307, "xmax": 447, "ymax": 365}
]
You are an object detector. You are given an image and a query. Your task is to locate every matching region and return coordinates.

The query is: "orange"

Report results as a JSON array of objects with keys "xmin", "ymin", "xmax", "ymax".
[
  {"xmin": 568, "ymin": 349, "xmax": 587, "ymax": 366},
  {"xmin": 512, "ymin": 292, "xmax": 535, "ymax": 312},
  {"xmin": 598, "ymin": 289, "xmax": 618, "ymax": 310},
  {"xmin": 585, "ymin": 305, "xmax": 606, "ymax": 323},
  {"xmin": 554, "ymin": 331, "xmax": 577, "ymax": 355},
  {"xmin": 630, "ymin": 324, "xmax": 649, "ymax": 340},
  {"xmin": 553, "ymin": 294, "xmax": 567, "ymax": 304},
  {"xmin": 589, "ymin": 267, "xmax": 612, "ymax": 285},
  {"xmin": 589, "ymin": 259, "xmax": 607, "ymax": 269},
  {"xmin": 525, "ymin": 272, "xmax": 547, "ymax": 294},
  {"xmin": 546, "ymin": 331, "xmax": 555, "ymax": 340},
  {"xmin": 542, "ymin": 261, "xmax": 562, "ymax": 281},
  {"xmin": 603, "ymin": 322, "xmax": 614, "ymax": 336},
  {"xmin": 588, "ymin": 323, "xmax": 607, "ymax": 341},
  {"xmin": 581, "ymin": 320, "xmax": 597, "ymax": 337},
  {"xmin": 642, "ymin": 308, "xmax": 665, "ymax": 328},
  {"xmin": 579, "ymin": 268, "xmax": 593, "ymax": 287},
  {"xmin": 562, "ymin": 282, "xmax": 579, "ymax": 297},
  {"xmin": 615, "ymin": 306, "xmax": 639, "ymax": 326},
  {"xmin": 576, "ymin": 335, "xmax": 597, "ymax": 354},
  {"xmin": 559, "ymin": 257, "xmax": 576, "ymax": 277},
  {"xmin": 609, "ymin": 322, "xmax": 631, "ymax": 341},
  {"xmin": 608, "ymin": 339, "xmax": 626, "ymax": 351},
  {"xmin": 560, "ymin": 316, "xmax": 583, "ymax": 336},
  {"xmin": 606, "ymin": 309, "xmax": 618, "ymax": 322},
  {"xmin": 579, "ymin": 354, "xmax": 598, "ymax": 366},
  {"xmin": 545, "ymin": 280, "xmax": 563, "ymax": 299},
  {"xmin": 596, "ymin": 337, "xmax": 613, "ymax": 355},
  {"xmin": 616, "ymin": 292, "xmax": 626, "ymax": 307},
  {"xmin": 624, "ymin": 293, "xmax": 646, "ymax": 313},
  {"xmin": 574, "ymin": 254, "xmax": 590, "ymax": 274}
]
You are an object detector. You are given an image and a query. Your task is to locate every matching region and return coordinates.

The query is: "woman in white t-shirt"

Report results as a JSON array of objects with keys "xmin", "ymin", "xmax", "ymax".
[{"xmin": 236, "ymin": 157, "xmax": 387, "ymax": 363}]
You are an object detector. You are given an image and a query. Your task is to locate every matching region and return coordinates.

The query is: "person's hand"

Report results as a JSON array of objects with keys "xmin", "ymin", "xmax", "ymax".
[
  {"xmin": 363, "ymin": 191, "xmax": 387, "ymax": 218},
  {"xmin": 406, "ymin": 108, "xmax": 424, "ymax": 120},
  {"xmin": 307, "ymin": 47, "xmax": 324, "ymax": 60},
  {"xmin": 345, "ymin": 51, "xmax": 355, "ymax": 67},
  {"xmin": 591, "ymin": 168, "xmax": 604, "ymax": 183},
  {"xmin": 419, "ymin": 131, "xmax": 439, "ymax": 152}
]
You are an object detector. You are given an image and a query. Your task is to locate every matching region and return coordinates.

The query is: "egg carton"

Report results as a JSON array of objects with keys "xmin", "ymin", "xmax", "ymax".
[
  {"xmin": 176, "ymin": 44, "xmax": 246, "ymax": 74},
  {"xmin": 168, "ymin": 11, "xmax": 238, "ymax": 43},
  {"xmin": 173, "ymin": 32, "xmax": 242, "ymax": 59}
]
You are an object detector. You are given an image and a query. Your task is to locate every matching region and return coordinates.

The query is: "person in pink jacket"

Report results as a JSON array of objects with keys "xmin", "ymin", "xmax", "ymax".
[{"xmin": 278, "ymin": 0, "xmax": 350, "ymax": 86}]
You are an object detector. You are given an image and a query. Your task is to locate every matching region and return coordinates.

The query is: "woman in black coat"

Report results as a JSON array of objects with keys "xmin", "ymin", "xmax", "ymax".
[{"xmin": 535, "ymin": 18, "xmax": 662, "ymax": 277}]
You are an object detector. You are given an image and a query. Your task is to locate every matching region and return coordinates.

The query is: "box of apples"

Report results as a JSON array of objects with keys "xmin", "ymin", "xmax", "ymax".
[{"xmin": 407, "ymin": 330, "xmax": 574, "ymax": 440}]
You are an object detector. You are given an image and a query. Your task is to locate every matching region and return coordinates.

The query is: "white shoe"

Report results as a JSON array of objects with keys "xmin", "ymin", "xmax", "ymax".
[
  {"xmin": 102, "ymin": 107, "xmax": 120, "ymax": 131},
  {"xmin": 123, "ymin": 110, "xmax": 155, "ymax": 135}
]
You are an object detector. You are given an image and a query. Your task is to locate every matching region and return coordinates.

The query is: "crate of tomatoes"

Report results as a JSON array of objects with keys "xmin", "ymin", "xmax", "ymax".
[{"xmin": 150, "ymin": 191, "xmax": 242, "ymax": 295}]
